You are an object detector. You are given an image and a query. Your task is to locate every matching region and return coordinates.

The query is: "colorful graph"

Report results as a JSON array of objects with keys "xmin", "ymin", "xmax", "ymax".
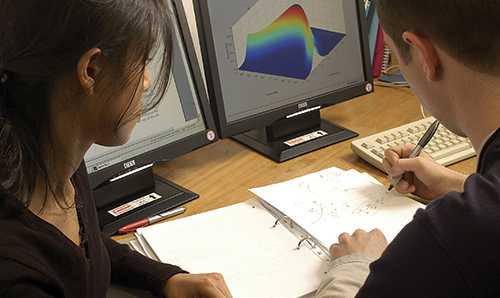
[{"xmin": 238, "ymin": 4, "xmax": 345, "ymax": 80}]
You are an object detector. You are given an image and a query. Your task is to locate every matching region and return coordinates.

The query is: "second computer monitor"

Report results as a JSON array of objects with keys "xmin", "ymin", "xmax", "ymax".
[
  {"xmin": 84, "ymin": 0, "xmax": 217, "ymax": 235},
  {"xmin": 194, "ymin": 0, "xmax": 374, "ymax": 162}
]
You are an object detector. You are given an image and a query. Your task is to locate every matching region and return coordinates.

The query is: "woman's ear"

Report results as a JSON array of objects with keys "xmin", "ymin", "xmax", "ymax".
[
  {"xmin": 76, "ymin": 48, "xmax": 102, "ymax": 95},
  {"xmin": 401, "ymin": 31, "xmax": 441, "ymax": 82}
]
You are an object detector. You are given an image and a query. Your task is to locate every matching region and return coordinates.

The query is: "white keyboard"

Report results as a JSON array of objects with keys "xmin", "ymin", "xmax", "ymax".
[{"xmin": 350, "ymin": 117, "xmax": 476, "ymax": 173}]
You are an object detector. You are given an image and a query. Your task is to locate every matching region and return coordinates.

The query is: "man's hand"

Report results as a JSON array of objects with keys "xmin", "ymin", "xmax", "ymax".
[
  {"xmin": 330, "ymin": 229, "xmax": 388, "ymax": 261},
  {"xmin": 164, "ymin": 273, "xmax": 233, "ymax": 298},
  {"xmin": 383, "ymin": 144, "xmax": 467, "ymax": 200}
]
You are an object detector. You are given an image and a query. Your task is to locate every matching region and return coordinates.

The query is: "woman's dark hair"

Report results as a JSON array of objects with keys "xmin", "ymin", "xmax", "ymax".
[{"xmin": 0, "ymin": 0, "xmax": 173, "ymax": 208}]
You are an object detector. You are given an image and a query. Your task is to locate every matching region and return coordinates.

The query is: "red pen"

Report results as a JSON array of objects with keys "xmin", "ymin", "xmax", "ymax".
[{"xmin": 117, "ymin": 207, "xmax": 187, "ymax": 234}]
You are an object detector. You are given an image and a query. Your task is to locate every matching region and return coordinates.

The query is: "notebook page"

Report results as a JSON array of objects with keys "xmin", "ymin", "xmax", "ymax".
[
  {"xmin": 251, "ymin": 167, "xmax": 424, "ymax": 247},
  {"xmin": 138, "ymin": 200, "xmax": 330, "ymax": 298}
]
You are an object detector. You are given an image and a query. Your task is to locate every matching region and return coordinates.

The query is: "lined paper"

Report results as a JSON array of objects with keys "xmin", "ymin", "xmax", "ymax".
[{"xmin": 137, "ymin": 200, "xmax": 330, "ymax": 298}]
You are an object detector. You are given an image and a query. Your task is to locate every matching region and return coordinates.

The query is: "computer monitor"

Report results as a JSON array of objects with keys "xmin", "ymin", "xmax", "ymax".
[
  {"xmin": 194, "ymin": 0, "xmax": 374, "ymax": 162},
  {"xmin": 84, "ymin": 0, "xmax": 217, "ymax": 235}
]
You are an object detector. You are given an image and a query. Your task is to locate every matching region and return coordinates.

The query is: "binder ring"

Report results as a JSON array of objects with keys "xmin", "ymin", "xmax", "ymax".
[
  {"xmin": 297, "ymin": 236, "xmax": 317, "ymax": 250},
  {"xmin": 273, "ymin": 216, "xmax": 292, "ymax": 228}
]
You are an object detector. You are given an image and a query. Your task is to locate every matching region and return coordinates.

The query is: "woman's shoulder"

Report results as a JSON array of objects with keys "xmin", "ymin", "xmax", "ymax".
[
  {"xmin": 0, "ymin": 256, "xmax": 56, "ymax": 297},
  {"xmin": 0, "ymin": 195, "xmax": 86, "ymax": 265},
  {"xmin": 0, "ymin": 199, "xmax": 92, "ymax": 296},
  {"xmin": 0, "ymin": 210, "xmax": 54, "ymax": 288}
]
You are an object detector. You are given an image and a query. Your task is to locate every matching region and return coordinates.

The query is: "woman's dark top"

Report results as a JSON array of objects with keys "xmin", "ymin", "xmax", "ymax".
[{"xmin": 0, "ymin": 162, "xmax": 187, "ymax": 297}]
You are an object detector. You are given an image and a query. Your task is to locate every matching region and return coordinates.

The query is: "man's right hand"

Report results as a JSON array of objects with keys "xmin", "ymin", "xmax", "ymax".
[{"xmin": 383, "ymin": 144, "xmax": 467, "ymax": 200}]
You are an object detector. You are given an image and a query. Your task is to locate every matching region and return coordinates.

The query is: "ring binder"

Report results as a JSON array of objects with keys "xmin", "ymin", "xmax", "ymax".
[
  {"xmin": 133, "ymin": 199, "xmax": 332, "ymax": 298},
  {"xmin": 273, "ymin": 215, "xmax": 292, "ymax": 228},
  {"xmin": 297, "ymin": 236, "xmax": 317, "ymax": 250}
]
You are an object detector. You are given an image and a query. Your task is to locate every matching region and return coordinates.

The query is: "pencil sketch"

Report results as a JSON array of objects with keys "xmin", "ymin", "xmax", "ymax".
[
  {"xmin": 296, "ymin": 172, "xmax": 392, "ymax": 223},
  {"xmin": 250, "ymin": 166, "xmax": 424, "ymax": 247}
]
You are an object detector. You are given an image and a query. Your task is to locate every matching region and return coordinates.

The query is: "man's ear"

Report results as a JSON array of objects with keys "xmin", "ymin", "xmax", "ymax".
[
  {"xmin": 76, "ymin": 48, "xmax": 102, "ymax": 95},
  {"xmin": 402, "ymin": 31, "xmax": 440, "ymax": 82}
]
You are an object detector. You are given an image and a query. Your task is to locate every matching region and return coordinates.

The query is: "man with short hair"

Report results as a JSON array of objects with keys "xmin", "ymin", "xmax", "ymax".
[{"xmin": 315, "ymin": 1, "xmax": 500, "ymax": 297}]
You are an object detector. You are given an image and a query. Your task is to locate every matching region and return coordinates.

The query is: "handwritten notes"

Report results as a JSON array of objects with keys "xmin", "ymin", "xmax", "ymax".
[{"xmin": 250, "ymin": 167, "xmax": 424, "ymax": 247}]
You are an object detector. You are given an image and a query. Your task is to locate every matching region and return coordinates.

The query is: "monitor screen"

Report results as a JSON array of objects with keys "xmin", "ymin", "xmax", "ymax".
[
  {"xmin": 194, "ymin": 0, "xmax": 373, "ymax": 162},
  {"xmin": 84, "ymin": 0, "xmax": 217, "ymax": 235}
]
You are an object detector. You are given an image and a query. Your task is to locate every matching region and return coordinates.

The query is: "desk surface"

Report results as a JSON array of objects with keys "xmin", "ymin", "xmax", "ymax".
[{"xmin": 113, "ymin": 84, "xmax": 477, "ymax": 241}]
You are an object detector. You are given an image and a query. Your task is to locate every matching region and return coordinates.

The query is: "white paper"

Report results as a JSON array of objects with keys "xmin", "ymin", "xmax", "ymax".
[
  {"xmin": 137, "ymin": 200, "xmax": 330, "ymax": 298},
  {"xmin": 250, "ymin": 167, "xmax": 424, "ymax": 247}
]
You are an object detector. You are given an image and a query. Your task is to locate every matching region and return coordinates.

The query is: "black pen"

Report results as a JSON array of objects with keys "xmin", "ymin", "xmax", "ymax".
[
  {"xmin": 388, "ymin": 120, "xmax": 440, "ymax": 191},
  {"xmin": 117, "ymin": 207, "xmax": 187, "ymax": 234}
]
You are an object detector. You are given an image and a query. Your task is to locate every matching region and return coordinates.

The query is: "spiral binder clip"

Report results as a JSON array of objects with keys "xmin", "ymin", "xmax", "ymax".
[
  {"xmin": 381, "ymin": 47, "xmax": 392, "ymax": 75},
  {"xmin": 297, "ymin": 236, "xmax": 318, "ymax": 250}
]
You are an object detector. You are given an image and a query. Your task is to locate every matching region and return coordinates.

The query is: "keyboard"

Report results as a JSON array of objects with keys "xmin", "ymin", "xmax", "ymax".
[{"xmin": 350, "ymin": 116, "xmax": 476, "ymax": 173}]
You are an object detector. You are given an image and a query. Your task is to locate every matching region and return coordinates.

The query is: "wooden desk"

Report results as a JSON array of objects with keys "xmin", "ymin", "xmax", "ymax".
[{"xmin": 113, "ymin": 85, "xmax": 477, "ymax": 241}]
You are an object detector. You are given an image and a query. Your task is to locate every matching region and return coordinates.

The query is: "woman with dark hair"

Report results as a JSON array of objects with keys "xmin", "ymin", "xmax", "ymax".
[{"xmin": 0, "ymin": 0, "xmax": 233, "ymax": 297}]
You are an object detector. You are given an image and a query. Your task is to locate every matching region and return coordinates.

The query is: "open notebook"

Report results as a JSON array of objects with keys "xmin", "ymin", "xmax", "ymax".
[{"xmin": 132, "ymin": 166, "xmax": 424, "ymax": 298}]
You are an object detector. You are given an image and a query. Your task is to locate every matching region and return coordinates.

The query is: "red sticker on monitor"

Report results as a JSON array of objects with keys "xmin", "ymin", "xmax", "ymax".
[
  {"xmin": 207, "ymin": 130, "xmax": 216, "ymax": 141},
  {"xmin": 365, "ymin": 83, "xmax": 373, "ymax": 93}
]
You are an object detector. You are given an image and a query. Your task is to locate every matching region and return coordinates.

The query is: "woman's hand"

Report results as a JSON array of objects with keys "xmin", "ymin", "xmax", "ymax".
[{"xmin": 164, "ymin": 273, "xmax": 233, "ymax": 298}]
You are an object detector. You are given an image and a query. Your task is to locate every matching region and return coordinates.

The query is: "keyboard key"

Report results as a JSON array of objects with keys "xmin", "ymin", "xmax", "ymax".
[
  {"xmin": 361, "ymin": 142, "xmax": 374, "ymax": 149},
  {"xmin": 428, "ymin": 141, "xmax": 472, "ymax": 160}
]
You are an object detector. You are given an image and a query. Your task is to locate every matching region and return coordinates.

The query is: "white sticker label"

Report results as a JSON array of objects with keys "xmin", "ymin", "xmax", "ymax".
[
  {"xmin": 284, "ymin": 130, "xmax": 328, "ymax": 147},
  {"xmin": 108, "ymin": 192, "xmax": 162, "ymax": 217}
]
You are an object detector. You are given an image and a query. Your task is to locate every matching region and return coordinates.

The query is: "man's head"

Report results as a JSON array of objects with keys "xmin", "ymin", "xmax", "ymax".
[{"xmin": 375, "ymin": 0, "xmax": 500, "ymax": 77}]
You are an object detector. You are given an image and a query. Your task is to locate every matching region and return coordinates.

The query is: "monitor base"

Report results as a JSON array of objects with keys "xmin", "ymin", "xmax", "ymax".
[
  {"xmin": 233, "ymin": 119, "xmax": 358, "ymax": 162},
  {"xmin": 97, "ymin": 174, "xmax": 198, "ymax": 236}
]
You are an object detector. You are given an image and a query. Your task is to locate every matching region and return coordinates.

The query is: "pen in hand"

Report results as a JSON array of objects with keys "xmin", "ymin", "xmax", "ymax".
[
  {"xmin": 388, "ymin": 120, "xmax": 440, "ymax": 192},
  {"xmin": 117, "ymin": 206, "xmax": 187, "ymax": 234}
]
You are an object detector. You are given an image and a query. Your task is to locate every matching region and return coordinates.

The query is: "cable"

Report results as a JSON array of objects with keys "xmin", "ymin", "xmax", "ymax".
[
  {"xmin": 382, "ymin": 65, "xmax": 400, "ymax": 75},
  {"xmin": 420, "ymin": 104, "xmax": 428, "ymax": 119}
]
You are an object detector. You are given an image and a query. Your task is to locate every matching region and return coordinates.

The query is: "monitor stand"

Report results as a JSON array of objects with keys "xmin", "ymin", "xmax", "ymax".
[
  {"xmin": 232, "ymin": 109, "xmax": 358, "ymax": 162},
  {"xmin": 93, "ymin": 167, "xmax": 198, "ymax": 235}
]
